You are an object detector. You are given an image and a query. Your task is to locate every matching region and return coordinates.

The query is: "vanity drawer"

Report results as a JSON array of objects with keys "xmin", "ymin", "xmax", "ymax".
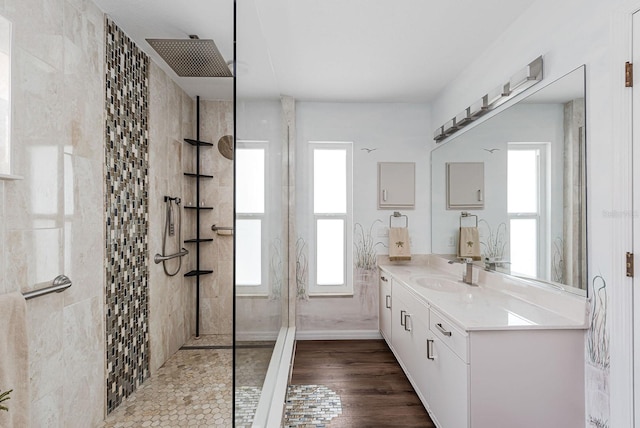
[
  {"xmin": 393, "ymin": 278, "xmax": 429, "ymax": 320},
  {"xmin": 430, "ymin": 309, "xmax": 468, "ymax": 363}
]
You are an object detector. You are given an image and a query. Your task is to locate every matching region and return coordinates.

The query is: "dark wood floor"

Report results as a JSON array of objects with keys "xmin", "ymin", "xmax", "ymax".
[{"xmin": 289, "ymin": 340, "xmax": 436, "ymax": 427}]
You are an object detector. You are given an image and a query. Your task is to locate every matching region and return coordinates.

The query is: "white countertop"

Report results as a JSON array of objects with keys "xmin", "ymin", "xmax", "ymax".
[{"xmin": 379, "ymin": 256, "xmax": 588, "ymax": 331}]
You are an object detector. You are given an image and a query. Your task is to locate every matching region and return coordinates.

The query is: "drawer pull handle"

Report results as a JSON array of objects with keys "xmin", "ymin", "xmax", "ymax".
[
  {"xmin": 426, "ymin": 339, "xmax": 435, "ymax": 360},
  {"xmin": 400, "ymin": 310, "xmax": 406, "ymax": 326},
  {"xmin": 436, "ymin": 323, "xmax": 452, "ymax": 337},
  {"xmin": 381, "ymin": 276, "xmax": 388, "ymax": 282},
  {"xmin": 404, "ymin": 314, "xmax": 412, "ymax": 331},
  {"xmin": 385, "ymin": 295, "xmax": 391, "ymax": 309}
]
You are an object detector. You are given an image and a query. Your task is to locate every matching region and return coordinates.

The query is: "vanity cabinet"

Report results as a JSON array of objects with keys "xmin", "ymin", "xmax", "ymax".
[
  {"xmin": 421, "ymin": 310, "xmax": 469, "ymax": 428},
  {"xmin": 390, "ymin": 279, "xmax": 427, "ymax": 389},
  {"xmin": 380, "ymin": 268, "xmax": 585, "ymax": 428},
  {"xmin": 378, "ymin": 162, "xmax": 415, "ymax": 209},
  {"xmin": 388, "ymin": 277, "xmax": 469, "ymax": 428}
]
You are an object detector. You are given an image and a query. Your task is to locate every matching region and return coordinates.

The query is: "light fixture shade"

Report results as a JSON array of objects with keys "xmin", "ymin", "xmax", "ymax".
[
  {"xmin": 455, "ymin": 107, "xmax": 474, "ymax": 127},
  {"xmin": 469, "ymin": 97, "xmax": 488, "ymax": 118},
  {"xmin": 443, "ymin": 118, "xmax": 458, "ymax": 136},
  {"xmin": 431, "ymin": 56, "xmax": 543, "ymax": 142},
  {"xmin": 486, "ymin": 83, "xmax": 510, "ymax": 108},
  {"xmin": 509, "ymin": 56, "xmax": 543, "ymax": 93}
]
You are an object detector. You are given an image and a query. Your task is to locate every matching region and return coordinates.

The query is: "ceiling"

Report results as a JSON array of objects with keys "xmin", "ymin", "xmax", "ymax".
[{"xmin": 93, "ymin": 0, "xmax": 538, "ymax": 102}]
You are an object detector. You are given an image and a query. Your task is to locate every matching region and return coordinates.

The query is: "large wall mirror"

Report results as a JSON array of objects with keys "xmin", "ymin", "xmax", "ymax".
[{"xmin": 431, "ymin": 65, "xmax": 587, "ymax": 296}]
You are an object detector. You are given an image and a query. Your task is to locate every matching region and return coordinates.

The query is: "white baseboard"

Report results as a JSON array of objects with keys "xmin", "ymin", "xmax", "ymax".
[{"xmin": 295, "ymin": 329, "xmax": 382, "ymax": 341}]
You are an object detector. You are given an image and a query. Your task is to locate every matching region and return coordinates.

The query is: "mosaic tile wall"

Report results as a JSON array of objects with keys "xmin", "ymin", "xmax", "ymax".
[{"xmin": 104, "ymin": 18, "xmax": 151, "ymax": 414}]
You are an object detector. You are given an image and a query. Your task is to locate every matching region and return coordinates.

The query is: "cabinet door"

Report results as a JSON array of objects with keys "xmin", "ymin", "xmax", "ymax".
[
  {"xmin": 379, "ymin": 274, "xmax": 392, "ymax": 342},
  {"xmin": 426, "ymin": 334, "xmax": 469, "ymax": 428},
  {"xmin": 446, "ymin": 162, "xmax": 484, "ymax": 209},
  {"xmin": 410, "ymin": 313, "xmax": 433, "ymax": 407},
  {"xmin": 391, "ymin": 294, "xmax": 416, "ymax": 376},
  {"xmin": 378, "ymin": 162, "xmax": 415, "ymax": 209}
]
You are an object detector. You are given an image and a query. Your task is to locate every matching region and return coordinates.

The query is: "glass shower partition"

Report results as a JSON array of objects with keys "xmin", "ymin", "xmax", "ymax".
[{"xmin": 234, "ymin": 1, "xmax": 295, "ymax": 426}]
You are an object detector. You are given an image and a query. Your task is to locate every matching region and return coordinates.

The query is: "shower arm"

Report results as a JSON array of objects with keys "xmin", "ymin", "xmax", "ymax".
[{"xmin": 154, "ymin": 248, "xmax": 189, "ymax": 264}]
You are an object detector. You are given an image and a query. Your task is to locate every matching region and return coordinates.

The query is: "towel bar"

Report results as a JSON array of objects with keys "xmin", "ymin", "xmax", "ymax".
[
  {"xmin": 460, "ymin": 211, "xmax": 478, "ymax": 227},
  {"xmin": 211, "ymin": 225, "xmax": 233, "ymax": 231},
  {"xmin": 23, "ymin": 275, "xmax": 72, "ymax": 300},
  {"xmin": 154, "ymin": 248, "xmax": 189, "ymax": 264},
  {"xmin": 389, "ymin": 212, "xmax": 408, "ymax": 228}
]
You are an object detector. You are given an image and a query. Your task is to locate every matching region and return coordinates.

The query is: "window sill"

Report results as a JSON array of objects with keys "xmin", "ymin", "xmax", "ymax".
[
  {"xmin": 0, "ymin": 173, "xmax": 23, "ymax": 181},
  {"xmin": 308, "ymin": 292, "xmax": 354, "ymax": 298},
  {"xmin": 237, "ymin": 293, "xmax": 270, "ymax": 298}
]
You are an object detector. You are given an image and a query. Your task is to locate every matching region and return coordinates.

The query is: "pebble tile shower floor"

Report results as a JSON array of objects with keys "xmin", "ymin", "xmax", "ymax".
[{"xmin": 100, "ymin": 335, "xmax": 233, "ymax": 428}]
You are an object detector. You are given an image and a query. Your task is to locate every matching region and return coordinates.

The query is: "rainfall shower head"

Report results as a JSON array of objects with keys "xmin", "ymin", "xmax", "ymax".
[{"xmin": 146, "ymin": 37, "xmax": 232, "ymax": 78}]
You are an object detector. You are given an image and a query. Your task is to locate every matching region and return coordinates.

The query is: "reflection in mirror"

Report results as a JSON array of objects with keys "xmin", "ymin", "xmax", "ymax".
[
  {"xmin": 431, "ymin": 66, "xmax": 586, "ymax": 296},
  {"xmin": 0, "ymin": 14, "xmax": 10, "ymax": 175}
]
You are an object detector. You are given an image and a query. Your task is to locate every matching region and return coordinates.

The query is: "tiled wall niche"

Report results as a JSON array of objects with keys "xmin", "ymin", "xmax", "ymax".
[{"xmin": 104, "ymin": 18, "xmax": 150, "ymax": 413}]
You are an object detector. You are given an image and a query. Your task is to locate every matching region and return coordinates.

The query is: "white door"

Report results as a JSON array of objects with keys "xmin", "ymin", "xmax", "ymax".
[{"xmin": 633, "ymin": 10, "xmax": 640, "ymax": 427}]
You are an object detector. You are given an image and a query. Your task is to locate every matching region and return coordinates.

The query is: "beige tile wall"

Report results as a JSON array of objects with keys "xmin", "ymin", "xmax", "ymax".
[
  {"xmin": 0, "ymin": 0, "xmax": 105, "ymax": 426},
  {"xmin": 195, "ymin": 100, "xmax": 233, "ymax": 335},
  {"xmin": 148, "ymin": 62, "xmax": 195, "ymax": 373}
]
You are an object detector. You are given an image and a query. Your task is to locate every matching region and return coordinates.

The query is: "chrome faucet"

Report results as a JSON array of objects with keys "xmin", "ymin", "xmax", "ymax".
[
  {"xmin": 448, "ymin": 258, "xmax": 475, "ymax": 285},
  {"xmin": 484, "ymin": 258, "xmax": 511, "ymax": 272}
]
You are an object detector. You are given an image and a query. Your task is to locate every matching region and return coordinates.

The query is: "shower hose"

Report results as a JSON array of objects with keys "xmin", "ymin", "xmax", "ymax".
[{"xmin": 162, "ymin": 197, "xmax": 182, "ymax": 276}]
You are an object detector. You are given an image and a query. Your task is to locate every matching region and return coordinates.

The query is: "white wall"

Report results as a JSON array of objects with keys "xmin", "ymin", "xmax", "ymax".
[
  {"xmin": 294, "ymin": 101, "xmax": 431, "ymax": 335},
  {"xmin": 430, "ymin": 0, "xmax": 640, "ymax": 424}
]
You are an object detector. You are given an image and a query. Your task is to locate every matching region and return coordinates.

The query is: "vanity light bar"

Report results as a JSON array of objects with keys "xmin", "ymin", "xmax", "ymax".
[{"xmin": 434, "ymin": 56, "xmax": 543, "ymax": 142}]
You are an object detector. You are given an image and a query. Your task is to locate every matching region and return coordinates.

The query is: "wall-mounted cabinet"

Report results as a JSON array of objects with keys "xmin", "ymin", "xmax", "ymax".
[
  {"xmin": 446, "ymin": 162, "xmax": 484, "ymax": 210},
  {"xmin": 378, "ymin": 162, "xmax": 415, "ymax": 209}
]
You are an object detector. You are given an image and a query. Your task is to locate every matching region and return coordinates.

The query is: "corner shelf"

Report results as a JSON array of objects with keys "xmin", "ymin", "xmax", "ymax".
[
  {"xmin": 184, "ymin": 138, "xmax": 213, "ymax": 147},
  {"xmin": 185, "ymin": 206, "xmax": 214, "ymax": 210},
  {"xmin": 183, "ymin": 96, "xmax": 215, "ymax": 338},
  {"xmin": 184, "ymin": 270, "xmax": 214, "ymax": 277},
  {"xmin": 184, "ymin": 172, "xmax": 214, "ymax": 179},
  {"xmin": 184, "ymin": 238, "xmax": 214, "ymax": 244}
]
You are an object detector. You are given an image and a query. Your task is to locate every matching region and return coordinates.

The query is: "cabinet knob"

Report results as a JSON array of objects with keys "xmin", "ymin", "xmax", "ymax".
[
  {"xmin": 400, "ymin": 310, "xmax": 406, "ymax": 326},
  {"xmin": 385, "ymin": 295, "xmax": 391, "ymax": 309}
]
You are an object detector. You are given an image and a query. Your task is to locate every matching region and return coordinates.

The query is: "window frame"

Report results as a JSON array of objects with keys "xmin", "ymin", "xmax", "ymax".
[
  {"xmin": 308, "ymin": 141, "xmax": 354, "ymax": 296},
  {"xmin": 235, "ymin": 140, "xmax": 269, "ymax": 296},
  {"xmin": 507, "ymin": 143, "xmax": 549, "ymax": 278}
]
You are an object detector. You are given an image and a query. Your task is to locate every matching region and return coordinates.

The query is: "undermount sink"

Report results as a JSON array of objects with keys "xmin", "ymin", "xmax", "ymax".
[{"xmin": 411, "ymin": 276, "xmax": 467, "ymax": 292}]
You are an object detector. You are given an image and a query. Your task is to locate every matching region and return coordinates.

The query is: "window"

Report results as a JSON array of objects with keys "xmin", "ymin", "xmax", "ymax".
[
  {"xmin": 309, "ymin": 142, "xmax": 353, "ymax": 295},
  {"xmin": 507, "ymin": 144, "xmax": 547, "ymax": 278},
  {"xmin": 0, "ymin": 15, "xmax": 11, "ymax": 176},
  {"xmin": 236, "ymin": 141, "xmax": 268, "ymax": 294}
]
